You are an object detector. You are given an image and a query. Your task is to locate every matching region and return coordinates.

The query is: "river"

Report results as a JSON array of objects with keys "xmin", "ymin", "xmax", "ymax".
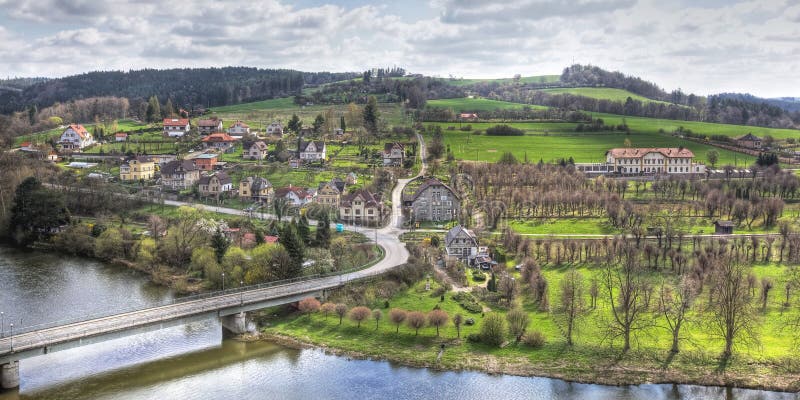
[{"xmin": 0, "ymin": 246, "xmax": 796, "ymax": 399}]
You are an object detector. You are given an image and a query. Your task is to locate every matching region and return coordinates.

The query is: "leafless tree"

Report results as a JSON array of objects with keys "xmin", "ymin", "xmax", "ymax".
[
  {"xmin": 706, "ymin": 259, "xmax": 758, "ymax": 358},
  {"xmin": 601, "ymin": 245, "xmax": 650, "ymax": 353},
  {"xmin": 506, "ymin": 308, "xmax": 530, "ymax": 342},
  {"xmin": 453, "ymin": 313, "xmax": 464, "ymax": 338},
  {"xmin": 298, "ymin": 297, "xmax": 321, "ymax": 318},
  {"xmin": 556, "ymin": 269, "xmax": 585, "ymax": 346},
  {"xmin": 349, "ymin": 306, "xmax": 371, "ymax": 328},
  {"xmin": 389, "ymin": 308, "xmax": 407, "ymax": 333},
  {"xmin": 659, "ymin": 275, "xmax": 698, "ymax": 353},
  {"xmin": 761, "ymin": 277, "xmax": 774, "ymax": 311},
  {"xmin": 407, "ymin": 311, "xmax": 426, "ymax": 336},
  {"xmin": 372, "ymin": 309, "xmax": 383, "ymax": 330},
  {"xmin": 320, "ymin": 302, "xmax": 336, "ymax": 320},
  {"xmin": 428, "ymin": 309, "xmax": 449, "ymax": 336},
  {"xmin": 335, "ymin": 304, "xmax": 348, "ymax": 325}
]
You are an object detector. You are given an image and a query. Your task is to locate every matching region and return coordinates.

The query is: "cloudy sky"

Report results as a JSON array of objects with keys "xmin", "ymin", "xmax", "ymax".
[{"xmin": 0, "ymin": 0, "xmax": 798, "ymax": 97}]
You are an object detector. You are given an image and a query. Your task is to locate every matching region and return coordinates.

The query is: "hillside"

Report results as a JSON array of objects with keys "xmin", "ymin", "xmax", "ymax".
[
  {"xmin": 536, "ymin": 87, "xmax": 675, "ymax": 105},
  {"xmin": 443, "ymin": 75, "xmax": 561, "ymax": 87}
]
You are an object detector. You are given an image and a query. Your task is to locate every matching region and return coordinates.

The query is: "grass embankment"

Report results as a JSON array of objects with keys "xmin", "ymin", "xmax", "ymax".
[
  {"xmin": 210, "ymin": 97, "xmax": 407, "ymax": 126},
  {"xmin": 265, "ymin": 264, "xmax": 800, "ymax": 391}
]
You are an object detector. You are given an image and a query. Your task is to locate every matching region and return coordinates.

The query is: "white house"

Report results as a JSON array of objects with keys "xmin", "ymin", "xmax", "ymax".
[
  {"xmin": 299, "ymin": 140, "xmax": 326, "ymax": 161},
  {"xmin": 444, "ymin": 225, "xmax": 479, "ymax": 264},
  {"xmin": 58, "ymin": 124, "xmax": 94, "ymax": 151},
  {"xmin": 227, "ymin": 120, "xmax": 250, "ymax": 136},
  {"xmin": 605, "ymin": 148, "xmax": 705, "ymax": 175},
  {"xmin": 244, "ymin": 141, "xmax": 269, "ymax": 160},
  {"xmin": 275, "ymin": 185, "xmax": 313, "ymax": 206},
  {"xmin": 266, "ymin": 122, "xmax": 283, "ymax": 135},
  {"xmin": 382, "ymin": 142, "xmax": 405, "ymax": 166},
  {"xmin": 163, "ymin": 118, "xmax": 191, "ymax": 137}
]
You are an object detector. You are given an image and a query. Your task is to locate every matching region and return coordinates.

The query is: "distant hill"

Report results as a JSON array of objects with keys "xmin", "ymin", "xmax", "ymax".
[
  {"xmin": 715, "ymin": 93, "xmax": 800, "ymax": 113},
  {"xmin": 0, "ymin": 67, "xmax": 358, "ymax": 114}
]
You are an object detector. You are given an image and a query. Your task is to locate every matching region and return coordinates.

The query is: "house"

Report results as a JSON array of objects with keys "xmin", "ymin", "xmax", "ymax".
[
  {"xmin": 192, "ymin": 153, "xmax": 219, "ymax": 171},
  {"xmin": 149, "ymin": 154, "xmax": 178, "ymax": 166},
  {"xmin": 120, "ymin": 156, "xmax": 155, "ymax": 181},
  {"xmin": 19, "ymin": 141, "xmax": 32, "ymax": 150},
  {"xmin": 160, "ymin": 160, "xmax": 200, "ymax": 190},
  {"xmin": 317, "ymin": 178, "xmax": 346, "ymax": 208},
  {"xmin": 198, "ymin": 172, "xmax": 233, "ymax": 197},
  {"xmin": 714, "ymin": 220, "xmax": 734, "ymax": 235},
  {"xmin": 266, "ymin": 121, "xmax": 283, "ymax": 135},
  {"xmin": 227, "ymin": 120, "xmax": 250, "ymax": 136},
  {"xmin": 239, "ymin": 176, "xmax": 274, "ymax": 203},
  {"xmin": 299, "ymin": 127, "xmax": 313, "ymax": 136},
  {"xmin": 736, "ymin": 133, "xmax": 762, "ymax": 149},
  {"xmin": 459, "ymin": 113, "xmax": 479, "ymax": 120},
  {"xmin": 163, "ymin": 118, "xmax": 191, "ymax": 137},
  {"xmin": 382, "ymin": 142, "xmax": 405, "ymax": 166},
  {"xmin": 47, "ymin": 151, "xmax": 59, "ymax": 162},
  {"xmin": 244, "ymin": 141, "xmax": 269, "ymax": 160},
  {"xmin": 345, "ymin": 172, "xmax": 358, "ymax": 185},
  {"xmin": 197, "ymin": 118, "xmax": 223, "ymax": 135},
  {"xmin": 333, "ymin": 128, "xmax": 344, "ymax": 136},
  {"xmin": 114, "ymin": 132, "xmax": 128, "ymax": 142},
  {"xmin": 275, "ymin": 185, "xmax": 313, "ymax": 206},
  {"xmin": 403, "ymin": 178, "xmax": 460, "ymax": 222},
  {"xmin": 444, "ymin": 225, "xmax": 479, "ymax": 264},
  {"xmin": 201, "ymin": 132, "xmax": 238, "ymax": 152},
  {"xmin": 339, "ymin": 189, "xmax": 385, "ymax": 226},
  {"xmin": 58, "ymin": 124, "xmax": 94, "ymax": 151},
  {"xmin": 299, "ymin": 140, "xmax": 326, "ymax": 161},
  {"xmin": 605, "ymin": 148, "xmax": 703, "ymax": 175}
]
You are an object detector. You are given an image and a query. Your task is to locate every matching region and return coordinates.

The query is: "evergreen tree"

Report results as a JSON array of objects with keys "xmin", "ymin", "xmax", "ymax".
[
  {"xmin": 9, "ymin": 177, "xmax": 70, "ymax": 246},
  {"xmin": 363, "ymin": 96, "xmax": 379, "ymax": 136},
  {"xmin": 315, "ymin": 212, "xmax": 331, "ymax": 248},
  {"xmin": 211, "ymin": 227, "xmax": 230, "ymax": 263},
  {"xmin": 298, "ymin": 215, "xmax": 311, "ymax": 245},
  {"xmin": 288, "ymin": 114, "xmax": 301, "ymax": 135},
  {"xmin": 340, "ymin": 116, "xmax": 346, "ymax": 132},
  {"xmin": 487, "ymin": 272, "xmax": 497, "ymax": 292},
  {"xmin": 146, "ymin": 96, "xmax": 161, "ymax": 123},
  {"xmin": 279, "ymin": 222, "xmax": 305, "ymax": 270},
  {"xmin": 28, "ymin": 104, "xmax": 37, "ymax": 125},
  {"xmin": 163, "ymin": 98, "xmax": 176, "ymax": 118},
  {"xmin": 312, "ymin": 114, "xmax": 325, "ymax": 134}
]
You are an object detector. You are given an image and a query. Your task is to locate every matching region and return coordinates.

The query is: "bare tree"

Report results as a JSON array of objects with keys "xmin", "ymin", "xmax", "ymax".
[
  {"xmin": 707, "ymin": 260, "xmax": 758, "ymax": 358},
  {"xmin": 659, "ymin": 275, "xmax": 698, "ymax": 353},
  {"xmin": 428, "ymin": 309, "xmax": 449, "ymax": 336},
  {"xmin": 602, "ymin": 246, "xmax": 650, "ymax": 353},
  {"xmin": 389, "ymin": 308, "xmax": 407, "ymax": 333},
  {"xmin": 349, "ymin": 306, "xmax": 371, "ymax": 328},
  {"xmin": 498, "ymin": 274, "xmax": 519, "ymax": 305},
  {"xmin": 335, "ymin": 304, "xmax": 348, "ymax": 325},
  {"xmin": 760, "ymin": 277, "xmax": 774, "ymax": 311},
  {"xmin": 372, "ymin": 309, "xmax": 383, "ymax": 330},
  {"xmin": 506, "ymin": 308, "xmax": 530, "ymax": 342},
  {"xmin": 407, "ymin": 311, "xmax": 426, "ymax": 336},
  {"xmin": 556, "ymin": 269, "xmax": 585, "ymax": 346},
  {"xmin": 320, "ymin": 302, "xmax": 336, "ymax": 320},
  {"xmin": 453, "ymin": 313, "xmax": 464, "ymax": 338}
]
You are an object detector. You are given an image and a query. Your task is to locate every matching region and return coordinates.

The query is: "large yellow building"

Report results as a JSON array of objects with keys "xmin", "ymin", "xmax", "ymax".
[{"xmin": 120, "ymin": 157, "xmax": 155, "ymax": 181}]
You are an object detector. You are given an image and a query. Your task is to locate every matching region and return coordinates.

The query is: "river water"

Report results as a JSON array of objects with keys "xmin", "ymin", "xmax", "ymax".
[{"xmin": 0, "ymin": 246, "xmax": 796, "ymax": 400}]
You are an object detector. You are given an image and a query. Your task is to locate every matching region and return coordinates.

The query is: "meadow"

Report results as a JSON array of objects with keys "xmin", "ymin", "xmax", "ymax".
[
  {"xmin": 426, "ymin": 98, "xmax": 547, "ymax": 112},
  {"xmin": 537, "ymin": 87, "xmax": 675, "ymax": 105}
]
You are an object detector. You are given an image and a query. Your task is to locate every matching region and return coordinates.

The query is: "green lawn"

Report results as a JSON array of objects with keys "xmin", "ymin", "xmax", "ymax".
[
  {"xmin": 443, "ymin": 75, "xmax": 561, "ymax": 87},
  {"xmin": 428, "ymin": 128, "xmax": 754, "ymax": 166},
  {"xmin": 537, "ymin": 87, "xmax": 675, "ymax": 105},
  {"xmin": 508, "ymin": 218, "xmax": 620, "ymax": 235},
  {"xmin": 427, "ymin": 98, "xmax": 547, "ymax": 112}
]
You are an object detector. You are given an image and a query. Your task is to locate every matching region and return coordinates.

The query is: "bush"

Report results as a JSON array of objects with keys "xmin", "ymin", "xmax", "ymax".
[
  {"xmin": 472, "ymin": 271, "xmax": 486, "ymax": 281},
  {"xmin": 431, "ymin": 286, "xmax": 447, "ymax": 298},
  {"xmin": 464, "ymin": 318, "xmax": 475, "ymax": 326},
  {"xmin": 452, "ymin": 292, "xmax": 482, "ymax": 313},
  {"xmin": 486, "ymin": 125, "xmax": 524, "ymax": 136},
  {"xmin": 480, "ymin": 312, "xmax": 507, "ymax": 347},
  {"xmin": 466, "ymin": 333, "xmax": 482, "ymax": 343},
  {"xmin": 459, "ymin": 125, "xmax": 472, "ymax": 131},
  {"xmin": 522, "ymin": 331, "xmax": 546, "ymax": 348}
]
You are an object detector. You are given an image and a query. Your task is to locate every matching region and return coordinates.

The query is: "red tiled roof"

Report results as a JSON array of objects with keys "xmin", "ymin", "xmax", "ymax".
[
  {"xmin": 606, "ymin": 148, "xmax": 694, "ymax": 159},
  {"xmin": 198, "ymin": 119, "xmax": 221, "ymax": 127},
  {"xmin": 67, "ymin": 124, "xmax": 90, "ymax": 139},
  {"xmin": 201, "ymin": 133, "xmax": 237, "ymax": 142},
  {"xmin": 19, "ymin": 141, "xmax": 31, "ymax": 147},
  {"xmin": 163, "ymin": 118, "xmax": 190, "ymax": 127},
  {"xmin": 231, "ymin": 120, "xmax": 249, "ymax": 128},
  {"xmin": 115, "ymin": 132, "xmax": 128, "ymax": 137}
]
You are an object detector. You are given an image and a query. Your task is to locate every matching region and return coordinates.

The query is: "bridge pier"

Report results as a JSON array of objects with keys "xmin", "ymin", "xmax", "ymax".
[
  {"xmin": 220, "ymin": 312, "xmax": 250, "ymax": 335},
  {"xmin": 1, "ymin": 360, "xmax": 19, "ymax": 390}
]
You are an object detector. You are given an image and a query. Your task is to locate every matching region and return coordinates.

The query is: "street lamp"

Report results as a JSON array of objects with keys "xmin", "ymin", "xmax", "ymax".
[
  {"xmin": 1, "ymin": 311, "xmax": 4, "ymax": 338},
  {"xmin": 240, "ymin": 281, "xmax": 244, "ymax": 305},
  {"xmin": 9, "ymin": 323, "xmax": 13, "ymax": 352},
  {"xmin": 222, "ymin": 272, "xmax": 226, "ymax": 291}
]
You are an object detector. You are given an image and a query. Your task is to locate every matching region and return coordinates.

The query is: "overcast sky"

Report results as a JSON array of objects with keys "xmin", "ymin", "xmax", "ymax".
[{"xmin": 0, "ymin": 0, "xmax": 797, "ymax": 98}]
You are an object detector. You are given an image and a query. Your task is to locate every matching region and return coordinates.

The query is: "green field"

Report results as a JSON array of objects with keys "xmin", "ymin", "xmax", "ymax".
[
  {"xmin": 427, "ymin": 124, "xmax": 755, "ymax": 166},
  {"xmin": 443, "ymin": 75, "xmax": 561, "ymax": 87},
  {"xmin": 426, "ymin": 98, "xmax": 547, "ymax": 112},
  {"xmin": 537, "ymin": 87, "xmax": 674, "ymax": 105}
]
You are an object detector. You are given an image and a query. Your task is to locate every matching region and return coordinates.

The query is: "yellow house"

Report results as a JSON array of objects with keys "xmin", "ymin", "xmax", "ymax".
[
  {"xmin": 120, "ymin": 157, "xmax": 155, "ymax": 181},
  {"xmin": 316, "ymin": 178, "xmax": 346, "ymax": 208}
]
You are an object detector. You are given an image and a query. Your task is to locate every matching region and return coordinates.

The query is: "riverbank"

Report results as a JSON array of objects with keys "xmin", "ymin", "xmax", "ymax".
[{"xmin": 259, "ymin": 328, "xmax": 800, "ymax": 393}]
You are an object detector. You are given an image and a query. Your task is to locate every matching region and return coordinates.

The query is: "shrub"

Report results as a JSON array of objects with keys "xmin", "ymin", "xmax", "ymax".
[
  {"xmin": 335, "ymin": 304, "xmax": 348, "ymax": 325},
  {"xmin": 466, "ymin": 333, "xmax": 482, "ymax": 343},
  {"xmin": 452, "ymin": 292, "xmax": 482, "ymax": 313},
  {"xmin": 464, "ymin": 318, "xmax": 475, "ymax": 326},
  {"xmin": 427, "ymin": 309, "xmax": 449, "ymax": 336},
  {"xmin": 472, "ymin": 271, "xmax": 486, "ymax": 281},
  {"xmin": 320, "ymin": 302, "xmax": 336, "ymax": 319},
  {"xmin": 485, "ymin": 125, "xmax": 524, "ymax": 136},
  {"xmin": 459, "ymin": 125, "xmax": 472, "ymax": 131},
  {"xmin": 522, "ymin": 331, "xmax": 546, "ymax": 348},
  {"xmin": 480, "ymin": 312, "xmax": 507, "ymax": 347},
  {"xmin": 298, "ymin": 297, "xmax": 321, "ymax": 317},
  {"xmin": 349, "ymin": 306, "xmax": 371, "ymax": 328},
  {"xmin": 407, "ymin": 311, "xmax": 426, "ymax": 335},
  {"xmin": 389, "ymin": 308, "xmax": 407, "ymax": 333}
]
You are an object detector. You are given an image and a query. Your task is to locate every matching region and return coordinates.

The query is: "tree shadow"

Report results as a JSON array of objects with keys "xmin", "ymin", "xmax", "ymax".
[
  {"xmin": 660, "ymin": 350, "xmax": 676, "ymax": 369},
  {"xmin": 715, "ymin": 353, "xmax": 731, "ymax": 373}
]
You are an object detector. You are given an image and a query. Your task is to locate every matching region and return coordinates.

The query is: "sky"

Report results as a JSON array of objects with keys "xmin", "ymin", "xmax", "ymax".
[{"xmin": 0, "ymin": 0, "xmax": 798, "ymax": 98}]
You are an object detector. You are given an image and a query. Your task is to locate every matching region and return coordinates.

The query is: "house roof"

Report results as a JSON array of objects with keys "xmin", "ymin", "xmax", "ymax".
[
  {"xmin": 199, "ymin": 172, "xmax": 232, "ymax": 186},
  {"xmin": 300, "ymin": 140, "xmax": 326, "ymax": 153},
  {"xmin": 606, "ymin": 148, "xmax": 694, "ymax": 159},
  {"xmin": 715, "ymin": 220, "xmax": 735, "ymax": 227},
  {"xmin": 459, "ymin": 113, "xmax": 478, "ymax": 118},
  {"xmin": 275, "ymin": 185, "xmax": 310, "ymax": 199},
  {"xmin": 384, "ymin": 142, "xmax": 405, "ymax": 153},
  {"xmin": 445, "ymin": 225, "xmax": 477, "ymax": 247},
  {"xmin": 123, "ymin": 156, "xmax": 153, "ymax": 165},
  {"xmin": 114, "ymin": 132, "xmax": 128, "ymax": 137},
  {"xmin": 405, "ymin": 178, "xmax": 460, "ymax": 202},
  {"xmin": 197, "ymin": 118, "xmax": 221, "ymax": 127},
  {"xmin": 318, "ymin": 178, "xmax": 345, "ymax": 194},
  {"xmin": 737, "ymin": 133, "xmax": 761, "ymax": 141},
  {"xmin": 341, "ymin": 189, "xmax": 382, "ymax": 208},
  {"xmin": 163, "ymin": 118, "xmax": 190, "ymax": 127},
  {"xmin": 161, "ymin": 160, "xmax": 197, "ymax": 175},
  {"xmin": 202, "ymin": 133, "xmax": 237, "ymax": 143},
  {"xmin": 19, "ymin": 141, "xmax": 31, "ymax": 147},
  {"xmin": 194, "ymin": 153, "xmax": 219, "ymax": 160},
  {"xmin": 231, "ymin": 120, "xmax": 249, "ymax": 128},
  {"xmin": 249, "ymin": 141, "xmax": 269, "ymax": 151},
  {"xmin": 66, "ymin": 124, "xmax": 90, "ymax": 139}
]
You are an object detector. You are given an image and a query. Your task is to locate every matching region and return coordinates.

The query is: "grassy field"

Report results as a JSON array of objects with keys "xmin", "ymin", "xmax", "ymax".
[
  {"xmin": 443, "ymin": 75, "xmax": 561, "ymax": 87},
  {"xmin": 426, "ymin": 126, "xmax": 754, "ymax": 166},
  {"xmin": 426, "ymin": 98, "xmax": 547, "ymax": 112},
  {"xmin": 266, "ymin": 261, "xmax": 800, "ymax": 390},
  {"xmin": 537, "ymin": 87, "xmax": 674, "ymax": 105}
]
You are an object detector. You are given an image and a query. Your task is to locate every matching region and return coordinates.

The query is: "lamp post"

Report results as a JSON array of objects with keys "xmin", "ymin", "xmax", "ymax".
[
  {"xmin": 240, "ymin": 281, "xmax": 244, "ymax": 305},
  {"xmin": 9, "ymin": 323, "xmax": 13, "ymax": 353},
  {"xmin": 1, "ymin": 311, "xmax": 4, "ymax": 338},
  {"xmin": 222, "ymin": 272, "xmax": 226, "ymax": 291}
]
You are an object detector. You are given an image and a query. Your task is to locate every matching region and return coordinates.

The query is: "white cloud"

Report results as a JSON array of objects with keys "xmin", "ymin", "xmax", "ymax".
[{"xmin": 0, "ymin": 0, "xmax": 797, "ymax": 97}]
